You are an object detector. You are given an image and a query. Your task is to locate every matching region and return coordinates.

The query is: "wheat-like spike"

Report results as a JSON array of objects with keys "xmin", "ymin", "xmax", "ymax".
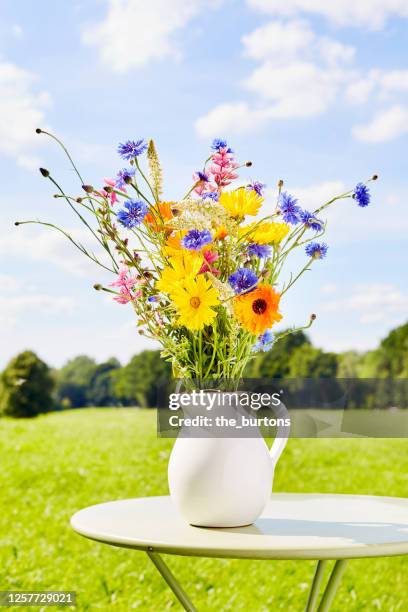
[{"xmin": 147, "ymin": 139, "xmax": 163, "ymax": 201}]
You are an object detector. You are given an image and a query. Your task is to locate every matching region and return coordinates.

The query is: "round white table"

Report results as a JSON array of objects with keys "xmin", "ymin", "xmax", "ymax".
[{"xmin": 71, "ymin": 493, "xmax": 408, "ymax": 611}]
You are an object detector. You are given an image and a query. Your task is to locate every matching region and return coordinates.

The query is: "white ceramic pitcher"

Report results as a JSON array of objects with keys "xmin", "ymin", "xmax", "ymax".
[{"xmin": 168, "ymin": 391, "xmax": 290, "ymax": 527}]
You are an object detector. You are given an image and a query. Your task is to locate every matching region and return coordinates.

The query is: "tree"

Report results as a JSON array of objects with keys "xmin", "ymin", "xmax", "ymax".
[
  {"xmin": 378, "ymin": 322, "xmax": 408, "ymax": 377},
  {"xmin": 246, "ymin": 331, "xmax": 311, "ymax": 378},
  {"xmin": 336, "ymin": 351, "xmax": 364, "ymax": 378},
  {"xmin": 55, "ymin": 356, "xmax": 96, "ymax": 408},
  {"xmin": 87, "ymin": 359, "xmax": 121, "ymax": 406},
  {"xmin": 288, "ymin": 344, "xmax": 338, "ymax": 378},
  {"xmin": 0, "ymin": 351, "xmax": 55, "ymax": 418},
  {"xmin": 114, "ymin": 350, "xmax": 172, "ymax": 407}
]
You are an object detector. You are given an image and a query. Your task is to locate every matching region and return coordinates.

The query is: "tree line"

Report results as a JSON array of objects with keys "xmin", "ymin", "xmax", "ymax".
[{"xmin": 1, "ymin": 322, "xmax": 407, "ymax": 417}]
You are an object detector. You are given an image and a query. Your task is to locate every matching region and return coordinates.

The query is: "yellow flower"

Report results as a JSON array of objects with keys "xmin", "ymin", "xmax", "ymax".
[
  {"xmin": 157, "ymin": 254, "xmax": 202, "ymax": 297},
  {"xmin": 220, "ymin": 189, "xmax": 263, "ymax": 218},
  {"xmin": 233, "ymin": 284, "xmax": 282, "ymax": 335},
  {"xmin": 171, "ymin": 276, "xmax": 219, "ymax": 331},
  {"xmin": 240, "ymin": 221, "xmax": 290, "ymax": 244},
  {"xmin": 162, "ymin": 232, "xmax": 186, "ymax": 258}
]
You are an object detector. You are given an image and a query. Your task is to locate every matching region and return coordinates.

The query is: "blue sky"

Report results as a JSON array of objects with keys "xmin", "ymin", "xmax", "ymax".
[{"xmin": 0, "ymin": 0, "xmax": 407, "ymax": 368}]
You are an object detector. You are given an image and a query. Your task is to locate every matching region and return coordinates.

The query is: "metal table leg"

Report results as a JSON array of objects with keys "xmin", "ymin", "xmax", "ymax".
[
  {"xmin": 146, "ymin": 551, "xmax": 198, "ymax": 612},
  {"xmin": 305, "ymin": 560, "xmax": 328, "ymax": 612},
  {"xmin": 147, "ymin": 551, "xmax": 347, "ymax": 612},
  {"xmin": 317, "ymin": 560, "xmax": 348, "ymax": 612}
]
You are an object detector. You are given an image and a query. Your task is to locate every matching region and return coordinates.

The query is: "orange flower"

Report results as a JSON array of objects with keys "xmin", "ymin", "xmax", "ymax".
[
  {"xmin": 233, "ymin": 284, "xmax": 282, "ymax": 334},
  {"xmin": 214, "ymin": 225, "xmax": 228, "ymax": 240},
  {"xmin": 145, "ymin": 201, "xmax": 175, "ymax": 231}
]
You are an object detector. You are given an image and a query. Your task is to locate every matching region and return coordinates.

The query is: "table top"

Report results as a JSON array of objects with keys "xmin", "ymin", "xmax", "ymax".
[{"xmin": 71, "ymin": 493, "xmax": 408, "ymax": 560}]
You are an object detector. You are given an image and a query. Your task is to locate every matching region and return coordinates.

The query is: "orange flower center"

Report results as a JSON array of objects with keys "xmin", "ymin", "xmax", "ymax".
[
  {"xmin": 252, "ymin": 298, "xmax": 267, "ymax": 315},
  {"xmin": 190, "ymin": 296, "xmax": 201, "ymax": 309}
]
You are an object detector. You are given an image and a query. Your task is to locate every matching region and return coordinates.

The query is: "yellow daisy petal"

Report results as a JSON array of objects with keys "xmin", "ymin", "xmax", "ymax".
[
  {"xmin": 240, "ymin": 222, "xmax": 290, "ymax": 244},
  {"xmin": 220, "ymin": 189, "xmax": 263, "ymax": 218}
]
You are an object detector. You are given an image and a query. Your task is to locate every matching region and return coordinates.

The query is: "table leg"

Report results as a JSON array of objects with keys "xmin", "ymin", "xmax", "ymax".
[
  {"xmin": 317, "ymin": 560, "xmax": 348, "ymax": 612},
  {"xmin": 305, "ymin": 560, "xmax": 328, "ymax": 612},
  {"xmin": 146, "ymin": 551, "xmax": 198, "ymax": 612}
]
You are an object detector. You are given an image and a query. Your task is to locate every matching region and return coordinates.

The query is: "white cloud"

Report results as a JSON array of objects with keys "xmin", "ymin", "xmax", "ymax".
[
  {"xmin": 377, "ymin": 69, "xmax": 408, "ymax": 93},
  {"xmin": 0, "ymin": 226, "xmax": 109, "ymax": 278},
  {"xmin": 0, "ymin": 59, "xmax": 51, "ymax": 168},
  {"xmin": 195, "ymin": 102, "xmax": 270, "ymax": 138},
  {"xmin": 321, "ymin": 283, "xmax": 337, "ymax": 295},
  {"xmin": 0, "ymin": 274, "xmax": 22, "ymax": 292},
  {"xmin": 345, "ymin": 75, "xmax": 377, "ymax": 105},
  {"xmin": 242, "ymin": 19, "xmax": 314, "ymax": 62},
  {"xmin": 321, "ymin": 284, "xmax": 408, "ymax": 325},
  {"xmin": 352, "ymin": 105, "xmax": 408, "ymax": 143},
  {"xmin": 245, "ymin": 61, "xmax": 349, "ymax": 118},
  {"xmin": 197, "ymin": 6, "xmax": 408, "ymax": 141},
  {"xmin": 247, "ymin": 0, "xmax": 408, "ymax": 29},
  {"xmin": 286, "ymin": 180, "xmax": 346, "ymax": 210},
  {"xmin": 0, "ymin": 294, "xmax": 75, "ymax": 327},
  {"xmin": 12, "ymin": 24, "xmax": 24, "ymax": 39},
  {"xmin": 346, "ymin": 69, "xmax": 408, "ymax": 106},
  {"xmin": 196, "ymin": 18, "xmax": 357, "ymax": 137},
  {"xmin": 82, "ymin": 0, "xmax": 221, "ymax": 73}
]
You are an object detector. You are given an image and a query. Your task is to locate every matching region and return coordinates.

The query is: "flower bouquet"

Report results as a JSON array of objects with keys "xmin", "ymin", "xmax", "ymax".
[{"xmin": 17, "ymin": 130, "xmax": 376, "ymax": 526}]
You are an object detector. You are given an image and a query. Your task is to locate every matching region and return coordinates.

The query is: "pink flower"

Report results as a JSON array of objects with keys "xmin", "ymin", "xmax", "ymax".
[
  {"xmin": 103, "ymin": 177, "xmax": 125, "ymax": 205},
  {"xmin": 111, "ymin": 266, "xmax": 142, "ymax": 304},
  {"xmin": 113, "ymin": 288, "xmax": 142, "ymax": 304},
  {"xmin": 209, "ymin": 147, "xmax": 239, "ymax": 188},
  {"xmin": 199, "ymin": 249, "xmax": 220, "ymax": 275},
  {"xmin": 192, "ymin": 172, "xmax": 218, "ymax": 196}
]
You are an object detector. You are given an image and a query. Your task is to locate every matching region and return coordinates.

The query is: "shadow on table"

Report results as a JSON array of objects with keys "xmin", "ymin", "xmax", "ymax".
[{"xmin": 216, "ymin": 519, "xmax": 408, "ymax": 544}]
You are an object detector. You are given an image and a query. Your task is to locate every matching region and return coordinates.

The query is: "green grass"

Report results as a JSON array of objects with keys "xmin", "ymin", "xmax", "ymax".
[{"xmin": 0, "ymin": 409, "xmax": 407, "ymax": 611}]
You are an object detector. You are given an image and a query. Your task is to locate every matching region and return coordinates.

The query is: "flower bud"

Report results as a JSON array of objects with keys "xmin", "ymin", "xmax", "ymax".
[
  {"xmin": 93, "ymin": 284, "xmax": 103, "ymax": 291},
  {"xmin": 35, "ymin": 128, "xmax": 42, "ymax": 134},
  {"xmin": 310, "ymin": 313, "xmax": 317, "ymax": 321},
  {"xmin": 245, "ymin": 161, "xmax": 252, "ymax": 167},
  {"xmin": 372, "ymin": 174, "xmax": 378, "ymax": 181},
  {"xmin": 104, "ymin": 185, "xmax": 113, "ymax": 193},
  {"xmin": 82, "ymin": 184, "xmax": 94, "ymax": 193},
  {"xmin": 39, "ymin": 167, "xmax": 50, "ymax": 177},
  {"xmin": 278, "ymin": 179, "xmax": 284, "ymax": 189}
]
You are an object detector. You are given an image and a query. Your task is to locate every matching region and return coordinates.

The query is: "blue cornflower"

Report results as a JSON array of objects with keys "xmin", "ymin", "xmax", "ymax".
[
  {"xmin": 115, "ymin": 167, "xmax": 136, "ymax": 189},
  {"xmin": 300, "ymin": 210, "xmax": 324, "ymax": 232},
  {"xmin": 253, "ymin": 329, "xmax": 275, "ymax": 352},
  {"xmin": 211, "ymin": 138, "xmax": 232, "ymax": 153},
  {"xmin": 305, "ymin": 242, "xmax": 328, "ymax": 260},
  {"xmin": 247, "ymin": 181, "xmax": 266, "ymax": 197},
  {"xmin": 228, "ymin": 268, "xmax": 258, "ymax": 294},
  {"xmin": 118, "ymin": 139, "xmax": 147, "ymax": 160},
  {"xmin": 279, "ymin": 191, "xmax": 301, "ymax": 224},
  {"xmin": 353, "ymin": 183, "xmax": 370, "ymax": 207},
  {"xmin": 247, "ymin": 243, "xmax": 272, "ymax": 259},
  {"xmin": 117, "ymin": 199, "xmax": 148, "ymax": 228},
  {"xmin": 196, "ymin": 171, "xmax": 209, "ymax": 182},
  {"xmin": 202, "ymin": 192, "xmax": 219, "ymax": 201},
  {"xmin": 182, "ymin": 229, "xmax": 212, "ymax": 250},
  {"xmin": 148, "ymin": 296, "xmax": 158, "ymax": 303}
]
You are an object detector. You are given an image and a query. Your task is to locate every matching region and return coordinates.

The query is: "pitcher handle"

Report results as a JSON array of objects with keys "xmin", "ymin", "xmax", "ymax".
[{"xmin": 269, "ymin": 400, "xmax": 290, "ymax": 467}]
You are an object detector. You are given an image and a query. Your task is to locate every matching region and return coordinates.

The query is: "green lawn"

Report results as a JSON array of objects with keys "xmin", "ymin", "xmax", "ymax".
[{"xmin": 0, "ymin": 409, "xmax": 407, "ymax": 611}]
